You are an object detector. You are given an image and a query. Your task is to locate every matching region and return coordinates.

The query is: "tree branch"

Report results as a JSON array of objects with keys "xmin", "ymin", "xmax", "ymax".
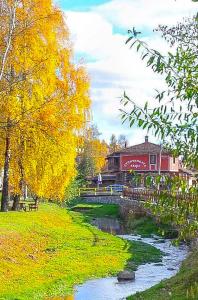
[{"xmin": 0, "ymin": 0, "xmax": 18, "ymax": 82}]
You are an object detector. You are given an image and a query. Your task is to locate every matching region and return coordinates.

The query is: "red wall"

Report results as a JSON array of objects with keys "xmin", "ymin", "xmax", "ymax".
[{"xmin": 160, "ymin": 155, "xmax": 169, "ymax": 170}]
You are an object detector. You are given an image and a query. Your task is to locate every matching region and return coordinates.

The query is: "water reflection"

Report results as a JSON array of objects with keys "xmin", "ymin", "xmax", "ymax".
[{"xmin": 91, "ymin": 217, "xmax": 125, "ymax": 235}]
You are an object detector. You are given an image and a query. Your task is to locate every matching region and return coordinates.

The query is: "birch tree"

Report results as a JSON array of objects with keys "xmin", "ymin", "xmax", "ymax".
[{"xmin": 0, "ymin": 0, "xmax": 91, "ymax": 211}]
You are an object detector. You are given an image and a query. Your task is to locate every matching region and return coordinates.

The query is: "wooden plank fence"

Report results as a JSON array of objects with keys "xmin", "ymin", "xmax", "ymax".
[
  {"xmin": 123, "ymin": 188, "xmax": 198, "ymax": 202},
  {"xmin": 79, "ymin": 187, "xmax": 197, "ymax": 202}
]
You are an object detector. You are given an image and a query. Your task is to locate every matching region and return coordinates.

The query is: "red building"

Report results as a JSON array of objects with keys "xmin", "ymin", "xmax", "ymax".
[{"xmin": 106, "ymin": 136, "xmax": 179, "ymax": 186}]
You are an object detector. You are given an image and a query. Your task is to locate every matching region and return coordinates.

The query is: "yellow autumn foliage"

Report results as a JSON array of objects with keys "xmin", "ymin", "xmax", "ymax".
[
  {"xmin": 78, "ymin": 126, "xmax": 108, "ymax": 177},
  {"xmin": 90, "ymin": 139, "xmax": 108, "ymax": 173},
  {"xmin": 0, "ymin": 0, "xmax": 91, "ymax": 201}
]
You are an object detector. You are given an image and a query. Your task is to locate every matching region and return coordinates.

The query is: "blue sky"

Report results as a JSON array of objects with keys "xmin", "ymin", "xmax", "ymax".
[
  {"xmin": 59, "ymin": 0, "xmax": 108, "ymax": 11},
  {"xmin": 59, "ymin": 0, "xmax": 197, "ymax": 145}
]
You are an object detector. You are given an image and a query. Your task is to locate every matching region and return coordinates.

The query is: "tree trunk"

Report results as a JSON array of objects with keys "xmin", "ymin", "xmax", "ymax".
[
  {"xmin": 1, "ymin": 133, "xmax": 11, "ymax": 212},
  {"xmin": 12, "ymin": 194, "xmax": 20, "ymax": 211},
  {"xmin": 11, "ymin": 165, "xmax": 23, "ymax": 211}
]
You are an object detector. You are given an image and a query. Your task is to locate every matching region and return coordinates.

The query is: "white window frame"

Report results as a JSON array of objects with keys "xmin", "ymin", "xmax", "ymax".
[{"xmin": 150, "ymin": 154, "xmax": 157, "ymax": 165}]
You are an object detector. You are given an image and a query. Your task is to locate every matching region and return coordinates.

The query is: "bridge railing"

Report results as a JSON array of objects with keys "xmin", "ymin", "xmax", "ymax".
[{"xmin": 78, "ymin": 187, "xmax": 121, "ymax": 196}]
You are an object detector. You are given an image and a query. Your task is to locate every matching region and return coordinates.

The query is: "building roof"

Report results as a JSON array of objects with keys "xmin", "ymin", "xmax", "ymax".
[{"xmin": 108, "ymin": 140, "xmax": 170, "ymax": 157}]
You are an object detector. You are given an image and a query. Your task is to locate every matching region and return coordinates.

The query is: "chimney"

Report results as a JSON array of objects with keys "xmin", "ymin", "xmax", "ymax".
[{"xmin": 145, "ymin": 136, "xmax": 148, "ymax": 143}]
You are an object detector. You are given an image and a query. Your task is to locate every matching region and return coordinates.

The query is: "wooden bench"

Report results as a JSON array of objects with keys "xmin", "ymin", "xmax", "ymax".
[{"xmin": 28, "ymin": 200, "xmax": 39, "ymax": 211}]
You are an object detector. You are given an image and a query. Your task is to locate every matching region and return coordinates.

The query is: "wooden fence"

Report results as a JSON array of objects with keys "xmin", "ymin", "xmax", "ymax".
[{"xmin": 123, "ymin": 188, "xmax": 198, "ymax": 202}]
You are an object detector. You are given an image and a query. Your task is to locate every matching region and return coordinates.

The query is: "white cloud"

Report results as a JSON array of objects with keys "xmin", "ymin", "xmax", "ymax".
[
  {"xmin": 65, "ymin": 11, "xmax": 113, "ymax": 59},
  {"xmin": 64, "ymin": 0, "xmax": 197, "ymax": 145},
  {"xmin": 96, "ymin": 0, "xmax": 196, "ymax": 29}
]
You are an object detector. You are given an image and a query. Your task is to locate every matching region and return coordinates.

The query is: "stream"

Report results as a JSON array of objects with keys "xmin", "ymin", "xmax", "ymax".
[{"xmin": 75, "ymin": 217, "xmax": 188, "ymax": 300}]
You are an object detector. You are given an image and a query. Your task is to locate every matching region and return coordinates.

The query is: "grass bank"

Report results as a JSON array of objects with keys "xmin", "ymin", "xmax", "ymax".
[
  {"xmin": 71, "ymin": 202, "xmax": 177, "ymax": 238},
  {"xmin": 126, "ymin": 215, "xmax": 178, "ymax": 238},
  {"xmin": 71, "ymin": 202, "xmax": 120, "ymax": 219},
  {"xmin": 0, "ymin": 203, "xmax": 162, "ymax": 299},
  {"xmin": 70, "ymin": 202, "xmax": 163, "ymax": 270},
  {"xmin": 127, "ymin": 250, "xmax": 198, "ymax": 300}
]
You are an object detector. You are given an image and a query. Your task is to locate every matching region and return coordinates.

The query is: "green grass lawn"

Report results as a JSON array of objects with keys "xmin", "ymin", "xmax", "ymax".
[
  {"xmin": 127, "ymin": 250, "xmax": 198, "ymax": 300},
  {"xmin": 0, "ymin": 203, "xmax": 162, "ymax": 300},
  {"xmin": 71, "ymin": 202, "xmax": 120, "ymax": 218},
  {"xmin": 0, "ymin": 203, "xmax": 126, "ymax": 300}
]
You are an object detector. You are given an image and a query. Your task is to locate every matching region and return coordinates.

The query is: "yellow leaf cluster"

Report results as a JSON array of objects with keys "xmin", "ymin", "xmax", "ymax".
[
  {"xmin": 78, "ymin": 126, "xmax": 108, "ymax": 176},
  {"xmin": 90, "ymin": 139, "xmax": 108, "ymax": 173},
  {"xmin": 0, "ymin": 0, "xmax": 91, "ymax": 200}
]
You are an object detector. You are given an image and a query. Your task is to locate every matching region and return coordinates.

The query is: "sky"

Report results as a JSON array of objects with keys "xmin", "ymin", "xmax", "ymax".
[{"xmin": 57, "ymin": 0, "xmax": 197, "ymax": 146}]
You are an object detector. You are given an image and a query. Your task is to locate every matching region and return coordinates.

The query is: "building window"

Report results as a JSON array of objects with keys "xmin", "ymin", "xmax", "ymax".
[
  {"xmin": 114, "ymin": 157, "xmax": 119, "ymax": 166},
  {"xmin": 150, "ymin": 155, "xmax": 156, "ymax": 165},
  {"xmin": 173, "ymin": 157, "xmax": 176, "ymax": 164}
]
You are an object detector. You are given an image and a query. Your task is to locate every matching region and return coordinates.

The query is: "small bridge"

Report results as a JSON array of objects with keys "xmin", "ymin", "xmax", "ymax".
[
  {"xmin": 78, "ymin": 187, "xmax": 122, "ymax": 197},
  {"xmin": 78, "ymin": 187, "xmax": 144, "ymax": 208}
]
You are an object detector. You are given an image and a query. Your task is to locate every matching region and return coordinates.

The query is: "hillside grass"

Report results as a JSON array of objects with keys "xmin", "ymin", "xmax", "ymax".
[
  {"xmin": 71, "ymin": 203, "xmax": 120, "ymax": 218},
  {"xmin": 127, "ymin": 250, "xmax": 198, "ymax": 300},
  {"xmin": 0, "ymin": 203, "xmax": 162, "ymax": 300}
]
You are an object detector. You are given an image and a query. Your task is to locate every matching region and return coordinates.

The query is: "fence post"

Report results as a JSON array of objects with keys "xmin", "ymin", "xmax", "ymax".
[
  {"xmin": 111, "ymin": 187, "xmax": 113, "ymax": 195},
  {"xmin": 95, "ymin": 188, "xmax": 97, "ymax": 196}
]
